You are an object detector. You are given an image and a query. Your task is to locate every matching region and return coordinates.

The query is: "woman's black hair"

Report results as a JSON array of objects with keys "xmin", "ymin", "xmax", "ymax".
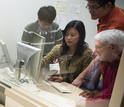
[{"xmin": 61, "ymin": 20, "xmax": 89, "ymax": 56}]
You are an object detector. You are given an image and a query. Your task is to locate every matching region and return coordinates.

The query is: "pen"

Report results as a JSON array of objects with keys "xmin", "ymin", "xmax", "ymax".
[{"xmin": 45, "ymin": 80, "xmax": 63, "ymax": 93}]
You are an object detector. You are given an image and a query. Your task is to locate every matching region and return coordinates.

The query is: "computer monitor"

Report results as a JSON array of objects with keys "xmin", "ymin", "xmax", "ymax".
[
  {"xmin": 0, "ymin": 39, "xmax": 13, "ymax": 68},
  {"xmin": 16, "ymin": 42, "xmax": 41, "ymax": 83},
  {"xmin": 19, "ymin": 32, "xmax": 46, "ymax": 83},
  {"xmin": 24, "ymin": 33, "xmax": 46, "ymax": 83}
]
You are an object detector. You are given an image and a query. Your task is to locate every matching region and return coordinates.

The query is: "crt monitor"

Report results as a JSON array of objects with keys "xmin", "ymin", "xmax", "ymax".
[
  {"xmin": 16, "ymin": 42, "xmax": 41, "ymax": 83},
  {"xmin": 0, "ymin": 39, "xmax": 13, "ymax": 68}
]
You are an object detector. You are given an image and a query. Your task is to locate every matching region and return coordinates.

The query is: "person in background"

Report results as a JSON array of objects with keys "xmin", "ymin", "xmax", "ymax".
[
  {"xmin": 86, "ymin": 0, "xmax": 124, "ymax": 33},
  {"xmin": 72, "ymin": 0, "xmax": 124, "ymax": 89},
  {"xmin": 21, "ymin": 6, "xmax": 63, "ymax": 56},
  {"xmin": 76, "ymin": 29, "xmax": 124, "ymax": 107},
  {"xmin": 41, "ymin": 20, "xmax": 92, "ymax": 83}
]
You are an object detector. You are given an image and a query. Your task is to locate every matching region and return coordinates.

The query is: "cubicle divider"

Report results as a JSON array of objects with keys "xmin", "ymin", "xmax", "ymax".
[{"xmin": 109, "ymin": 48, "xmax": 124, "ymax": 107}]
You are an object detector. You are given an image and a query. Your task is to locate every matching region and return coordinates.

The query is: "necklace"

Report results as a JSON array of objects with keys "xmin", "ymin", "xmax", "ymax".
[{"xmin": 67, "ymin": 52, "xmax": 74, "ymax": 56}]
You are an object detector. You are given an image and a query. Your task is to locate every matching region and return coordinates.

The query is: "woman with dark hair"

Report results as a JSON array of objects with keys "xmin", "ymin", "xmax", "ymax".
[{"xmin": 42, "ymin": 20, "xmax": 92, "ymax": 83}]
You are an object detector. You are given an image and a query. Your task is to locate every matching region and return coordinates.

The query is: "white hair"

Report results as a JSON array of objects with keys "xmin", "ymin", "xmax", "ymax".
[{"xmin": 94, "ymin": 29, "xmax": 124, "ymax": 51}]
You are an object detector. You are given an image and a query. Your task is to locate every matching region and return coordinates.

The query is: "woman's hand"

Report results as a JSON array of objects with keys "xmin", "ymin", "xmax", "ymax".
[
  {"xmin": 52, "ymin": 58, "xmax": 58, "ymax": 64},
  {"xmin": 47, "ymin": 76, "xmax": 63, "ymax": 82},
  {"xmin": 79, "ymin": 90, "xmax": 100, "ymax": 99}
]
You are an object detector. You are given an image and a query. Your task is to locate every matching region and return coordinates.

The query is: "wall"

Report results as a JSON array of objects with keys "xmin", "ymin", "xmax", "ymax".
[{"xmin": 0, "ymin": 0, "xmax": 123, "ymax": 62}]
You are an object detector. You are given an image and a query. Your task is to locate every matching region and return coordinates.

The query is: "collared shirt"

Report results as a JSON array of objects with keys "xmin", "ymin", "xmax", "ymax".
[
  {"xmin": 37, "ymin": 26, "xmax": 48, "ymax": 35},
  {"xmin": 21, "ymin": 21, "xmax": 63, "ymax": 55},
  {"xmin": 100, "ymin": 53, "xmax": 122, "ymax": 99},
  {"xmin": 86, "ymin": 53, "xmax": 122, "ymax": 104},
  {"xmin": 97, "ymin": 6, "xmax": 124, "ymax": 33}
]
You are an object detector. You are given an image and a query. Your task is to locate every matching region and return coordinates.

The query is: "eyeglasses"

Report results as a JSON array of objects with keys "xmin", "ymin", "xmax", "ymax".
[
  {"xmin": 95, "ymin": 44, "xmax": 109, "ymax": 50},
  {"xmin": 95, "ymin": 45, "xmax": 104, "ymax": 50},
  {"xmin": 86, "ymin": 4, "xmax": 103, "ymax": 10}
]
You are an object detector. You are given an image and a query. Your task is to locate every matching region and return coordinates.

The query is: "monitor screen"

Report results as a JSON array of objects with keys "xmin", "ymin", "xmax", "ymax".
[
  {"xmin": 0, "ymin": 39, "xmax": 13, "ymax": 68},
  {"xmin": 16, "ymin": 42, "xmax": 42, "ymax": 83},
  {"xmin": 25, "ymin": 33, "xmax": 46, "ymax": 83}
]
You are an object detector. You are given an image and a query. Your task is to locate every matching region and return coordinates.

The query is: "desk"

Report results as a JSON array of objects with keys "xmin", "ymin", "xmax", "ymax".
[
  {"xmin": 0, "ymin": 104, "xmax": 4, "ymax": 107},
  {"xmin": 0, "ymin": 71, "xmax": 83, "ymax": 107}
]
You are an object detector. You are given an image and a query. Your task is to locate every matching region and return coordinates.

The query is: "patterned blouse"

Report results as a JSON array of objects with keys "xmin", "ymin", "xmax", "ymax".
[{"xmin": 42, "ymin": 44, "xmax": 92, "ymax": 83}]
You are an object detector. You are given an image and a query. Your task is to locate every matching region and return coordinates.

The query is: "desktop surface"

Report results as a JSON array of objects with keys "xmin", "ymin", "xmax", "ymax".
[{"xmin": 0, "ymin": 68, "xmax": 84, "ymax": 107}]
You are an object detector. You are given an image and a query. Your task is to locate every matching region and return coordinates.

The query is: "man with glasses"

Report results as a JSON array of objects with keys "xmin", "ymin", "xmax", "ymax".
[
  {"xmin": 72, "ymin": 0, "xmax": 124, "ymax": 90},
  {"xmin": 86, "ymin": 0, "xmax": 124, "ymax": 33},
  {"xmin": 21, "ymin": 6, "xmax": 63, "ymax": 56}
]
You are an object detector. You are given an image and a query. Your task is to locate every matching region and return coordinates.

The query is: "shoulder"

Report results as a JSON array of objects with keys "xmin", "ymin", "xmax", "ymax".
[
  {"xmin": 53, "ymin": 44, "xmax": 62, "ymax": 50},
  {"xmin": 110, "ymin": 6, "xmax": 124, "ymax": 23},
  {"xmin": 50, "ymin": 44, "xmax": 62, "ymax": 55},
  {"xmin": 50, "ymin": 22, "xmax": 59, "ymax": 29},
  {"xmin": 25, "ymin": 21, "xmax": 38, "ymax": 30},
  {"xmin": 52, "ymin": 22, "xmax": 59, "ymax": 27},
  {"xmin": 115, "ymin": 6, "xmax": 124, "ymax": 12},
  {"xmin": 83, "ymin": 48, "xmax": 92, "ymax": 56}
]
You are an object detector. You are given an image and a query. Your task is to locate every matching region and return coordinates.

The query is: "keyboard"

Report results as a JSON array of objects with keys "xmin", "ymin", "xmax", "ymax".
[{"xmin": 44, "ymin": 80, "xmax": 72, "ymax": 93}]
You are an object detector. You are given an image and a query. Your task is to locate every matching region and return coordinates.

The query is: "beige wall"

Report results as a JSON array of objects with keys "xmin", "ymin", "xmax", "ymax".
[{"xmin": 0, "ymin": 0, "xmax": 123, "ymax": 62}]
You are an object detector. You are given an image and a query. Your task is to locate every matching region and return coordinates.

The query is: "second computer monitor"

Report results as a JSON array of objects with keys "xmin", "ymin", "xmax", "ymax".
[
  {"xmin": 17, "ymin": 42, "xmax": 42, "ymax": 83},
  {"xmin": 0, "ymin": 39, "xmax": 13, "ymax": 68},
  {"xmin": 20, "ymin": 33, "xmax": 46, "ymax": 83}
]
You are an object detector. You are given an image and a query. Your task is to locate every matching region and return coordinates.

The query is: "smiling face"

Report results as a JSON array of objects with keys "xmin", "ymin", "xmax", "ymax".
[
  {"xmin": 86, "ymin": 1, "xmax": 111, "ymax": 20},
  {"xmin": 65, "ymin": 28, "xmax": 80, "ymax": 48},
  {"xmin": 95, "ymin": 40, "xmax": 111, "ymax": 62}
]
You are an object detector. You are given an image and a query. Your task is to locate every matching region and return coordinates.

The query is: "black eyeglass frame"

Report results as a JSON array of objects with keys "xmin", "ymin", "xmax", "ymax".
[{"xmin": 86, "ymin": 4, "xmax": 103, "ymax": 10}]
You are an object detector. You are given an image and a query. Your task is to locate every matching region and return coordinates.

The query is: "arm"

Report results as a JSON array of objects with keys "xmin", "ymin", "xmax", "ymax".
[
  {"xmin": 71, "ymin": 63, "xmax": 91, "ymax": 87},
  {"xmin": 21, "ymin": 23, "xmax": 35, "ymax": 44},
  {"xmin": 47, "ymin": 76, "xmax": 63, "ymax": 82},
  {"xmin": 79, "ymin": 90, "xmax": 100, "ymax": 99},
  {"xmin": 72, "ymin": 54, "xmax": 100, "ymax": 87},
  {"xmin": 21, "ymin": 21, "xmax": 38, "ymax": 44},
  {"xmin": 70, "ymin": 49, "xmax": 92, "ymax": 84},
  {"xmin": 56, "ymin": 41, "xmax": 62, "ymax": 44},
  {"xmin": 48, "ymin": 49, "xmax": 92, "ymax": 83},
  {"xmin": 42, "ymin": 45, "xmax": 60, "ymax": 67}
]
